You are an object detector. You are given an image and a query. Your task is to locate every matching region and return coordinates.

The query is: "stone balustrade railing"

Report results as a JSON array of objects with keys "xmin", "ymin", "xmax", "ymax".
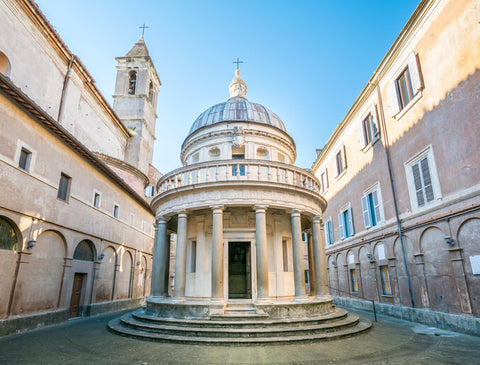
[{"xmin": 156, "ymin": 159, "xmax": 321, "ymax": 194}]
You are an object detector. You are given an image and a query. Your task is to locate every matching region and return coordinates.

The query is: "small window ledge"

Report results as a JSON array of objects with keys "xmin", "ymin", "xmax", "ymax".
[{"xmin": 393, "ymin": 91, "xmax": 423, "ymax": 121}]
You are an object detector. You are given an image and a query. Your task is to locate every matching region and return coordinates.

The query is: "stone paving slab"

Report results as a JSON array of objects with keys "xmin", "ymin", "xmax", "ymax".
[{"xmin": 0, "ymin": 308, "xmax": 479, "ymax": 364}]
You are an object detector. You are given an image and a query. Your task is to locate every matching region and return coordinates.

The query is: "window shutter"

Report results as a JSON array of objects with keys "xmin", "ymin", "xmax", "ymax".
[
  {"xmin": 412, "ymin": 163, "xmax": 425, "ymax": 206},
  {"xmin": 361, "ymin": 195, "xmax": 371, "ymax": 228},
  {"xmin": 342, "ymin": 145, "xmax": 347, "ymax": 170},
  {"xmin": 333, "ymin": 156, "xmax": 339, "ymax": 177},
  {"xmin": 387, "ymin": 80, "xmax": 400, "ymax": 116},
  {"xmin": 324, "ymin": 222, "xmax": 330, "ymax": 245},
  {"xmin": 328, "ymin": 221, "xmax": 333, "ymax": 244},
  {"xmin": 358, "ymin": 122, "xmax": 366, "ymax": 149},
  {"xmin": 372, "ymin": 189, "xmax": 382, "ymax": 223},
  {"xmin": 420, "ymin": 157, "xmax": 435, "ymax": 202},
  {"xmin": 338, "ymin": 213, "xmax": 345, "ymax": 239},
  {"xmin": 347, "ymin": 207, "xmax": 354, "ymax": 236},
  {"xmin": 407, "ymin": 52, "xmax": 424, "ymax": 94},
  {"xmin": 371, "ymin": 105, "xmax": 379, "ymax": 137},
  {"xmin": 325, "ymin": 168, "xmax": 329, "ymax": 188}
]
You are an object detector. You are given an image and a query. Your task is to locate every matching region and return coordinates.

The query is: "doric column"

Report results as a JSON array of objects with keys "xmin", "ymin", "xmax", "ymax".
[
  {"xmin": 291, "ymin": 209, "xmax": 306, "ymax": 299},
  {"xmin": 255, "ymin": 205, "xmax": 269, "ymax": 299},
  {"xmin": 173, "ymin": 211, "xmax": 188, "ymax": 299},
  {"xmin": 312, "ymin": 215, "xmax": 330, "ymax": 298},
  {"xmin": 211, "ymin": 205, "xmax": 224, "ymax": 300},
  {"xmin": 150, "ymin": 218, "xmax": 168, "ymax": 297},
  {"xmin": 307, "ymin": 232, "xmax": 316, "ymax": 296}
]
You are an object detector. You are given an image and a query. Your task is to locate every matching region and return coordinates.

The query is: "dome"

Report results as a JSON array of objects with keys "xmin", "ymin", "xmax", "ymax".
[
  {"xmin": 188, "ymin": 97, "xmax": 287, "ymax": 135},
  {"xmin": 187, "ymin": 69, "xmax": 287, "ymax": 136}
]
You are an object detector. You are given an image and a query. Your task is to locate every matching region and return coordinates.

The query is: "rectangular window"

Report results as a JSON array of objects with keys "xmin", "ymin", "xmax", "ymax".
[
  {"xmin": 232, "ymin": 154, "xmax": 245, "ymax": 176},
  {"xmin": 411, "ymin": 157, "xmax": 434, "ymax": 207},
  {"xmin": 304, "ymin": 270, "xmax": 310, "ymax": 285},
  {"xmin": 320, "ymin": 169, "xmax": 329, "ymax": 193},
  {"xmin": 282, "ymin": 239, "xmax": 292, "ymax": 272},
  {"xmin": 57, "ymin": 173, "xmax": 71, "ymax": 201},
  {"xmin": 324, "ymin": 219, "xmax": 334, "ymax": 245},
  {"xmin": 145, "ymin": 185, "xmax": 155, "ymax": 197},
  {"xmin": 187, "ymin": 240, "xmax": 196, "ymax": 273},
  {"xmin": 361, "ymin": 189, "xmax": 382, "ymax": 228},
  {"xmin": 396, "ymin": 67, "xmax": 414, "ymax": 109},
  {"xmin": 93, "ymin": 193, "xmax": 101, "ymax": 208},
  {"xmin": 18, "ymin": 147, "xmax": 32, "ymax": 171},
  {"xmin": 380, "ymin": 265, "xmax": 391, "ymax": 295},
  {"xmin": 362, "ymin": 113, "xmax": 378, "ymax": 146},
  {"xmin": 350, "ymin": 269, "xmax": 358, "ymax": 292},
  {"xmin": 113, "ymin": 204, "xmax": 119, "ymax": 218},
  {"xmin": 338, "ymin": 207, "xmax": 354, "ymax": 239},
  {"xmin": 335, "ymin": 146, "xmax": 347, "ymax": 176}
]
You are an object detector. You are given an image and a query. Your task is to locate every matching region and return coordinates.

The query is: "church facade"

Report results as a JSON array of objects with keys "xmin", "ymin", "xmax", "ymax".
[
  {"xmin": 0, "ymin": 0, "xmax": 160, "ymax": 335},
  {"xmin": 311, "ymin": 0, "xmax": 480, "ymax": 334}
]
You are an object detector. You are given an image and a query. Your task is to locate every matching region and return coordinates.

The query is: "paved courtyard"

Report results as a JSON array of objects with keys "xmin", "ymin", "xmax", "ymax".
[{"xmin": 0, "ymin": 307, "xmax": 479, "ymax": 364}]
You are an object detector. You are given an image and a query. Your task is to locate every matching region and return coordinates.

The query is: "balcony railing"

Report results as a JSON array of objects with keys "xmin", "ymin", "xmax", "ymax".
[{"xmin": 156, "ymin": 159, "xmax": 321, "ymax": 194}]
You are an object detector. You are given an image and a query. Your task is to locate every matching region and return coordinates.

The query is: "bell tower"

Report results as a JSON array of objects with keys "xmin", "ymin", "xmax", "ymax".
[{"xmin": 113, "ymin": 36, "xmax": 161, "ymax": 176}]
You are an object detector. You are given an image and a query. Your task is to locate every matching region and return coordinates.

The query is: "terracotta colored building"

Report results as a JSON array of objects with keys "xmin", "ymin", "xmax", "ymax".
[
  {"xmin": 0, "ymin": 0, "xmax": 160, "ymax": 335},
  {"xmin": 311, "ymin": 0, "xmax": 480, "ymax": 334}
]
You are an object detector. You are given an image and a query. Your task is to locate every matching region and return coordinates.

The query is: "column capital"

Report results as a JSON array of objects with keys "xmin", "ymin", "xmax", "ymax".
[
  {"xmin": 313, "ymin": 215, "xmax": 323, "ymax": 225},
  {"xmin": 210, "ymin": 205, "xmax": 224, "ymax": 212},
  {"xmin": 253, "ymin": 205, "xmax": 268, "ymax": 212},
  {"xmin": 177, "ymin": 210, "xmax": 188, "ymax": 219},
  {"xmin": 291, "ymin": 208, "xmax": 301, "ymax": 217},
  {"xmin": 154, "ymin": 216, "xmax": 167, "ymax": 227}
]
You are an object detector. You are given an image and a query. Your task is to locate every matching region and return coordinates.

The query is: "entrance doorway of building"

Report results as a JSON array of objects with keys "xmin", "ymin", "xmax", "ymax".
[
  {"xmin": 69, "ymin": 273, "xmax": 85, "ymax": 318},
  {"xmin": 228, "ymin": 242, "xmax": 251, "ymax": 299}
]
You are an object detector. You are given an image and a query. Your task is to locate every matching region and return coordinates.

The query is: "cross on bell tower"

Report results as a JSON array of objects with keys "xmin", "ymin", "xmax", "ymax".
[
  {"xmin": 233, "ymin": 57, "xmax": 244, "ymax": 70},
  {"xmin": 139, "ymin": 23, "xmax": 149, "ymax": 37}
]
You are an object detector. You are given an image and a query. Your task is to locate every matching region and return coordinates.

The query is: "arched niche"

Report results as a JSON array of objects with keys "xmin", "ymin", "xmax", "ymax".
[
  {"xmin": 73, "ymin": 239, "xmax": 96, "ymax": 261},
  {"xmin": 0, "ymin": 52, "xmax": 11, "ymax": 78}
]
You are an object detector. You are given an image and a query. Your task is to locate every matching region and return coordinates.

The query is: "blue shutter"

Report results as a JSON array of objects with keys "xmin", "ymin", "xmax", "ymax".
[
  {"xmin": 412, "ymin": 163, "xmax": 425, "ymax": 206},
  {"xmin": 372, "ymin": 189, "xmax": 382, "ymax": 223},
  {"xmin": 338, "ymin": 213, "xmax": 345, "ymax": 239},
  {"xmin": 361, "ymin": 195, "xmax": 371, "ymax": 228},
  {"xmin": 347, "ymin": 207, "xmax": 354, "ymax": 236}
]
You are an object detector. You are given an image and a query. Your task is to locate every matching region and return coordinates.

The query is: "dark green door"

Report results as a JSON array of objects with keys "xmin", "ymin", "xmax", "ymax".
[{"xmin": 228, "ymin": 242, "xmax": 251, "ymax": 299}]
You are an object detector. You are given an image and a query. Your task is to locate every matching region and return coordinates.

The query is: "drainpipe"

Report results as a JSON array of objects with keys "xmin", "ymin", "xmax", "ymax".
[
  {"xmin": 375, "ymin": 84, "xmax": 415, "ymax": 308},
  {"xmin": 57, "ymin": 55, "xmax": 75, "ymax": 122}
]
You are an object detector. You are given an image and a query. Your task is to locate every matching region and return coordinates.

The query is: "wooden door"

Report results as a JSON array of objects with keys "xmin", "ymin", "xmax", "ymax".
[{"xmin": 69, "ymin": 273, "xmax": 84, "ymax": 318}]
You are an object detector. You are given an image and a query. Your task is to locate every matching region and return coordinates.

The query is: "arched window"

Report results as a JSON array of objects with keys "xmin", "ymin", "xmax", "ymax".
[
  {"xmin": 73, "ymin": 240, "xmax": 95, "ymax": 261},
  {"xmin": 128, "ymin": 70, "xmax": 137, "ymax": 95},
  {"xmin": 0, "ymin": 217, "xmax": 17, "ymax": 250},
  {"xmin": 148, "ymin": 81, "xmax": 154, "ymax": 103},
  {"xmin": 0, "ymin": 51, "xmax": 11, "ymax": 78}
]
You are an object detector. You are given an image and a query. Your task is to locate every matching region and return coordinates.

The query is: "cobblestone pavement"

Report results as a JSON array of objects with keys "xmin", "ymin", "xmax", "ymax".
[{"xmin": 0, "ymin": 308, "xmax": 479, "ymax": 364}]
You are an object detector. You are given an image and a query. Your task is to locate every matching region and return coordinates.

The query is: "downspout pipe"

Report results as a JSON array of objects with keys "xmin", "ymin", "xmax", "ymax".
[
  {"xmin": 376, "ymin": 84, "xmax": 415, "ymax": 308},
  {"xmin": 57, "ymin": 55, "xmax": 75, "ymax": 122}
]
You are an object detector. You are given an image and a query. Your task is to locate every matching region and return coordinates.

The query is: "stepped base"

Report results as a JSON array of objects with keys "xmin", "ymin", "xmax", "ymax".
[{"xmin": 108, "ymin": 301, "xmax": 372, "ymax": 345}]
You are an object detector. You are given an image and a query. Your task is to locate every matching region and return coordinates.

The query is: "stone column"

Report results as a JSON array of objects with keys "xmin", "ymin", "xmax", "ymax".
[
  {"xmin": 312, "ymin": 215, "xmax": 330, "ymax": 298},
  {"xmin": 307, "ymin": 232, "xmax": 316, "ymax": 296},
  {"xmin": 211, "ymin": 205, "xmax": 224, "ymax": 300},
  {"xmin": 291, "ymin": 209, "xmax": 306, "ymax": 299},
  {"xmin": 173, "ymin": 211, "xmax": 188, "ymax": 299},
  {"xmin": 151, "ymin": 218, "xmax": 168, "ymax": 297},
  {"xmin": 255, "ymin": 205, "xmax": 269, "ymax": 300}
]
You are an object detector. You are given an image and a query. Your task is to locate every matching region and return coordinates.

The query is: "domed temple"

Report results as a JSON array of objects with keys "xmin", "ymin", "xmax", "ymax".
[{"xmin": 109, "ymin": 70, "xmax": 371, "ymax": 344}]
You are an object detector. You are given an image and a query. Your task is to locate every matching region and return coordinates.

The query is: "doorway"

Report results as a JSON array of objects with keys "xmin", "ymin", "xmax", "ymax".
[
  {"xmin": 228, "ymin": 242, "xmax": 251, "ymax": 299},
  {"xmin": 69, "ymin": 273, "xmax": 85, "ymax": 318}
]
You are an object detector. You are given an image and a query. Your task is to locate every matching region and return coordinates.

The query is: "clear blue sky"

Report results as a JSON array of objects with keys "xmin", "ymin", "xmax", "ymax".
[{"xmin": 35, "ymin": 0, "xmax": 420, "ymax": 172}]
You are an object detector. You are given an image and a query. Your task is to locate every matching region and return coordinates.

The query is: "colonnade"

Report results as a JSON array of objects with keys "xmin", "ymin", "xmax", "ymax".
[{"xmin": 150, "ymin": 206, "xmax": 330, "ymax": 301}]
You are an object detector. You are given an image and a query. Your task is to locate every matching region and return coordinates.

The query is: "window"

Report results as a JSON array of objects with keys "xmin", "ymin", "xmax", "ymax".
[
  {"xmin": 350, "ymin": 269, "xmax": 359, "ymax": 292},
  {"xmin": 304, "ymin": 270, "xmax": 310, "ymax": 285},
  {"xmin": 18, "ymin": 147, "xmax": 32, "ymax": 171},
  {"xmin": 145, "ymin": 185, "xmax": 155, "ymax": 197},
  {"xmin": 361, "ymin": 188, "xmax": 382, "ymax": 228},
  {"xmin": 57, "ymin": 173, "xmax": 71, "ymax": 201},
  {"xmin": 324, "ymin": 219, "xmax": 334, "ymax": 245},
  {"xmin": 388, "ymin": 52, "xmax": 424, "ymax": 116},
  {"xmin": 335, "ymin": 146, "xmax": 347, "ymax": 177},
  {"xmin": 187, "ymin": 240, "xmax": 196, "ymax": 273},
  {"xmin": 362, "ymin": 112, "xmax": 379, "ymax": 146},
  {"xmin": 232, "ymin": 154, "xmax": 245, "ymax": 176},
  {"xmin": 282, "ymin": 239, "xmax": 292, "ymax": 272},
  {"xmin": 405, "ymin": 147, "xmax": 440, "ymax": 210},
  {"xmin": 93, "ymin": 192, "xmax": 101, "ymax": 208},
  {"xmin": 148, "ymin": 81, "xmax": 154, "ymax": 103},
  {"xmin": 113, "ymin": 204, "xmax": 119, "ymax": 218},
  {"xmin": 320, "ymin": 169, "xmax": 329, "ymax": 193},
  {"xmin": 209, "ymin": 147, "xmax": 221, "ymax": 160},
  {"xmin": 338, "ymin": 207, "xmax": 354, "ymax": 239},
  {"xmin": 0, "ymin": 217, "xmax": 17, "ymax": 251},
  {"xmin": 380, "ymin": 265, "xmax": 391, "ymax": 295},
  {"xmin": 302, "ymin": 232, "xmax": 308, "ymax": 242},
  {"xmin": 128, "ymin": 71, "xmax": 137, "ymax": 95}
]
